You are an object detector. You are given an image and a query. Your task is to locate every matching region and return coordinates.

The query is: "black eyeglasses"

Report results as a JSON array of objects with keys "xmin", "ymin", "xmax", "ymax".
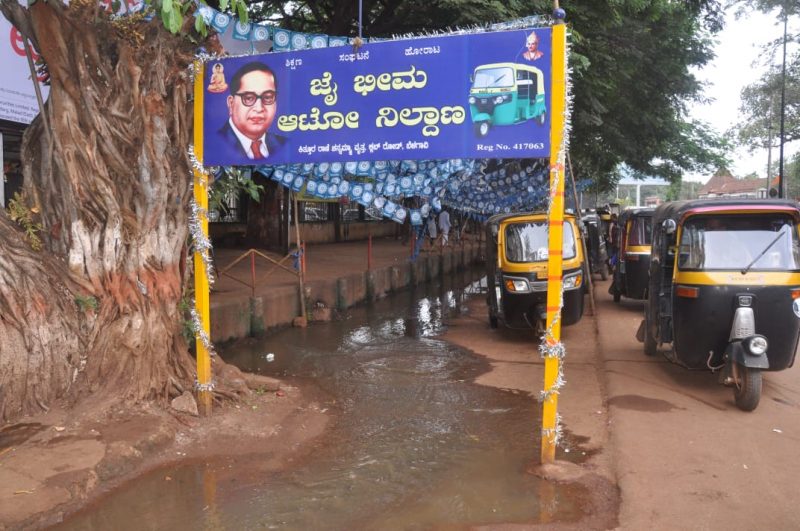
[{"xmin": 235, "ymin": 91, "xmax": 277, "ymax": 107}]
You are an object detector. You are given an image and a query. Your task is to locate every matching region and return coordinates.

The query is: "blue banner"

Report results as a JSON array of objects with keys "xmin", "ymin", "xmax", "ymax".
[{"xmin": 203, "ymin": 27, "xmax": 552, "ymax": 166}]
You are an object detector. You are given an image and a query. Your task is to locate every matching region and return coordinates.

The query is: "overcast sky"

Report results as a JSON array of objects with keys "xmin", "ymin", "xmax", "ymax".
[{"xmin": 686, "ymin": 7, "xmax": 799, "ymax": 183}]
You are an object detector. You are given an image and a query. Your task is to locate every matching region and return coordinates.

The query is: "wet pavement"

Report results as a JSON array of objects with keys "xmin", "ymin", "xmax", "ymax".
[{"xmin": 57, "ymin": 269, "xmax": 590, "ymax": 530}]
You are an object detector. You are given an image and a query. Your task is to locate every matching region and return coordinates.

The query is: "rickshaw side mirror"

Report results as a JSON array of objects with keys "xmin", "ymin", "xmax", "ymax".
[
  {"xmin": 663, "ymin": 219, "xmax": 677, "ymax": 235},
  {"xmin": 490, "ymin": 223, "xmax": 499, "ymax": 241}
]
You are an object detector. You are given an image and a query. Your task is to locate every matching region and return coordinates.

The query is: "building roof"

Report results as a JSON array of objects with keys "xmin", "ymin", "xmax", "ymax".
[{"xmin": 698, "ymin": 168, "xmax": 767, "ymax": 196}]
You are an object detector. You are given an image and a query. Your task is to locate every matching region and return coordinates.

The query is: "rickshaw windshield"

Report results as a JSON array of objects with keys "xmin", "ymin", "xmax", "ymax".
[
  {"xmin": 678, "ymin": 214, "xmax": 800, "ymax": 271},
  {"xmin": 473, "ymin": 67, "xmax": 515, "ymax": 89},
  {"xmin": 628, "ymin": 216, "xmax": 652, "ymax": 246},
  {"xmin": 505, "ymin": 221, "xmax": 576, "ymax": 262}
]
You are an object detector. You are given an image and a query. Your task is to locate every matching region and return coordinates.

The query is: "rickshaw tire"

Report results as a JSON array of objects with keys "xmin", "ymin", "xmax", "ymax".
[
  {"xmin": 474, "ymin": 122, "xmax": 490, "ymax": 137},
  {"xmin": 733, "ymin": 366, "xmax": 761, "ymax": 412},
  {"xmin": 537, "ymin": 112, "xmax": 546, "ymax": 125},
  {"xmin": 644, "ymin": 323, "xmax": 657, "ymax": 356},
  {"xmin": 613, "ymin": 292, "xmax": 621, "ymax": 303},
  {"xmin": 489, "ymin": 314, "xmax": 498, "ymax": 329}
]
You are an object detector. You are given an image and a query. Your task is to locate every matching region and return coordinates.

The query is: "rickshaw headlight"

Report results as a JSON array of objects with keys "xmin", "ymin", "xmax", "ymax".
[
  {"xmin": 563, "ymin": 273, "xmax": 582, "ymax": 290},
  {"xmin": 494, "ymin": 95, "xmax": 508, "ymax": 104},
  {"xmin": 469, "ymin": 96, "xmax": 476, "ymax": 104},
  {"xmin": 744, "ymin": 335, "xmax": 768, "ymax": 356},
  {"xmin": 504, "ymin": 278, "xmax": 531, "ymax": 293}
]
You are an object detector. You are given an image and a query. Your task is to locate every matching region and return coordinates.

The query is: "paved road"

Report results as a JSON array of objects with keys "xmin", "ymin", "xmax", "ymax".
[{"xmin": 594, "ymin": 278, "xmax": 800, "ymax": 530}]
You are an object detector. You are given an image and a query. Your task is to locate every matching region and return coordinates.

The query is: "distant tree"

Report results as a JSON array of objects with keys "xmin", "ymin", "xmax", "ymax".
[{"xmin": 731, "ymin": 0, "xmax": 799, "ymax": 154}]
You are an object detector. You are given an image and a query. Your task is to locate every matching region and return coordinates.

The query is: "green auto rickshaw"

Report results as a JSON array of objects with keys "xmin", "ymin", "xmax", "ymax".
[{"xmin": 469, "ymin": 62, "xmax": 546, "ymax": 137}]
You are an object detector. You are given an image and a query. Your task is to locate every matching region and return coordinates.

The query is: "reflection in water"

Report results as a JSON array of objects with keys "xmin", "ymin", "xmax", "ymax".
[{"xmin": 58, "ymin": 269, "xmax": 587, "ymax": 530}]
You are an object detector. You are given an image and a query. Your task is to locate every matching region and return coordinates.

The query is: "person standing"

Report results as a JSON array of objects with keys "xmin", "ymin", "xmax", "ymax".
[
  {"xmin": 438, "ymin": 209, "xmax": 451, "ymax": 246},
  {"xmin": 426, "ymin": 215, "xmax": 438, "ymax": 251}
]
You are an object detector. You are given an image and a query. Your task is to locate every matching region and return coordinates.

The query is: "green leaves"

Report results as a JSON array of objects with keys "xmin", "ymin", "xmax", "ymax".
[{"xmin": 151, "ymin": 0, "xmax": 248, "ymax": 35}]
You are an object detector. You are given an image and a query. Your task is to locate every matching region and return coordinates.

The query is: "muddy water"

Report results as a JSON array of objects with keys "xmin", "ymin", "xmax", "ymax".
[{"xmin": 58, "ymin": 269, "xmax": 589, "ymax": 530}]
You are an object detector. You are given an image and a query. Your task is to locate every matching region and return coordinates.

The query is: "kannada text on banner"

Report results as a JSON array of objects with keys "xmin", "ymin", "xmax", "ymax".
[{"xmin": 203, "ymin": 27, "xmax": 552, "ymax": 165}]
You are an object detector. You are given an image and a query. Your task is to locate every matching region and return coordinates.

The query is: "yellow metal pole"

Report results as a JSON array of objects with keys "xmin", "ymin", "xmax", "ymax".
[
  {"xmin": 193, "ymin": 61, "xmax": 213, "ymax": 416},
  {"xmin": 541, "ymin": 22, "xmax": 567, "ymax": 464}
]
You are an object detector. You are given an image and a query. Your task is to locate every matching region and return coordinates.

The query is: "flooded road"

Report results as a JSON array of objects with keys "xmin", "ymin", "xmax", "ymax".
[{"xmin": 58, "ymin": 269, "xmax": 590, "ymax": 529}]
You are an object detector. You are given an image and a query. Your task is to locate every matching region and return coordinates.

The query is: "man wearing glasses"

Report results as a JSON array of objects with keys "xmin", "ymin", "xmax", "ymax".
[{"xmin": 218, "ymin": 61, "xmax": 286, "ymax": 161}]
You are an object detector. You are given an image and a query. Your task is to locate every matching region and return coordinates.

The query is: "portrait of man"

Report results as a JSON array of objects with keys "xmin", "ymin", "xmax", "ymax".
[
  {"xmin": 523, "ymin": 31, "xmax": 543, "ymax": 61},
  {"xmin": 216, "ymin": 61, "xmax": 287, "ymax": 161}
]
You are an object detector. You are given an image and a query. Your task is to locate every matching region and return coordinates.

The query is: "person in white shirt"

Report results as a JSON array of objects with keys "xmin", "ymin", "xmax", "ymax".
[
  {"xmin": 438, "ymin": 210, "xmax": 451, "ymax": 246},
  {"xmin": 426, "ymin": 215, "xmax": 438, "ymax": 250}
]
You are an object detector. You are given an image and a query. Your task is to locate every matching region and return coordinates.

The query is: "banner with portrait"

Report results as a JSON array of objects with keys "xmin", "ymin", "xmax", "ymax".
[{"xmin": 202, "ymin": 27, "xmax": 552, "ymax": 166}]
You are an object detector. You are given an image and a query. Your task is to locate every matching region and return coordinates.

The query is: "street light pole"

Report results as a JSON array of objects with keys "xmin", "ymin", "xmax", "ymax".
[{"xmin": 778, "ymin": 13, "xmax": 787, "ymax": 198}]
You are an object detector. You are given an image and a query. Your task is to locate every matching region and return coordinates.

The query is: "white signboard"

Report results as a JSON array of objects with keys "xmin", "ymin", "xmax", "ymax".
[{"xmin": 0, "ymin": 16, "xmax": 49, "ymax": 124}]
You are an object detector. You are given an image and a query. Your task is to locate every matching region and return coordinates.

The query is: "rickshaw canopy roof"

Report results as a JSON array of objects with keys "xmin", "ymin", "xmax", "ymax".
[
  {"xmin": 652, "ymin": 199, "xmax": 800, "ymax": 229},
  {"xmin": 618, "ymin": 207, "xmax": 655, "ymax": 226}
]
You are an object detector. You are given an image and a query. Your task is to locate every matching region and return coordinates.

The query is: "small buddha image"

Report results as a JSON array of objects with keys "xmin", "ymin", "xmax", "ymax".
[{"xmin": 207, "ymin": 63, "xmax": 228, "ymax": 93}]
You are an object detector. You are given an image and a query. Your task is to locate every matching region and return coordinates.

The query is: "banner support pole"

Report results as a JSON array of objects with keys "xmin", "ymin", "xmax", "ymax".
[
  {"xmin": 193, "ymin": 62, "xmax": 213, "ymax": 416},
  {"xmin": 541, "ymin": 20, "xmax": 567, "ymax": 465}
]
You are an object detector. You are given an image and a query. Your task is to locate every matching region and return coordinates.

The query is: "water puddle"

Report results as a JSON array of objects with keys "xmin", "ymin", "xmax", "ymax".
[{"xmin": 57, "ymin": 269, "xmax": 592, "ymax": 529}]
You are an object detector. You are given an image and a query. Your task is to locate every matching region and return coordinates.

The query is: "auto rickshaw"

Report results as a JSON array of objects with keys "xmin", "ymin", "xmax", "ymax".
[
  {"xmin": 469, "ymin": 62, "xmax": 546, "ymax": 137},
  {"xmin": 610, "ymin": 207, "xmax": 654, "ymax": 302},
  {"xmin": 485, "ymin": 212, "xmax": 586, "ymax": 331},
  {"xmin": 581, "ymin": 212, "xmax": 610, "ymax": 280},
  {"xmin": 640, "ymin": 199, "xmax": 800, "ymax": 411}
]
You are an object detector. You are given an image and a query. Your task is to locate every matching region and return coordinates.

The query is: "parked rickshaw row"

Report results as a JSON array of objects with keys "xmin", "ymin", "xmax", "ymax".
[{"xmin": 484, "ymin": 199, "xmax": 800, "ymax": 411}]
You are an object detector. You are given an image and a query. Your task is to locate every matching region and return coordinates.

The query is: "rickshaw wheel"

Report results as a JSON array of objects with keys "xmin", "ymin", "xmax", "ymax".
[
  {"xmin": 537, "ymin": 112, "xmax": 546, "ymax": 125},
  {"xmin": 489, "ymin": 314, "xmax": 498, "ymax": 329},
  {"xmin": 474, "ymin": 122, "xmax": 490, "ymax": 137},
  {"xmin": 613, "ymin": 291, "xmax": 621, "ymax": 303},
  {"xmin": 733, "ymin": 365, "xmax": 762, "ymax": 412}
]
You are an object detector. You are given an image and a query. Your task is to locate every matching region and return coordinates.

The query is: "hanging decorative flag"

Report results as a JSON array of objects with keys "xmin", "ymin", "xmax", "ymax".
[
  {"xmin": 310, "ymin": 35, "xmax": 328, "ymax": 49},
  {"xmin": 232, "ymin": 20, "xmax": 252, "ymax": 41},
  {"xmin": 273, "ymin": 28, "xmax": 291, "ymax": 51},
  {"xmin": 328, "ymin": 36, "xmax": 349, "ymax": 47},
  {"xmin": 290, "ymin": 32, "xmax": 310, "ymax": 50},
  {"xmin": 196, "ymin": 5, "xmax": 214, "ymax": 24},
  {"xmin": 252, "ymin": 25, "xmax": 271, "ymax": 42},
  {"xmin": 210, "ymin": 12, "xmax": 232, "ymax": 33}
]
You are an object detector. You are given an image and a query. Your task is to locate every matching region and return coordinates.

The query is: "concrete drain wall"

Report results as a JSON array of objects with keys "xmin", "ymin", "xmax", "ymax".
[{"xmin": 210, "ymin": 244, "xmax": 483, "ymax": 342}]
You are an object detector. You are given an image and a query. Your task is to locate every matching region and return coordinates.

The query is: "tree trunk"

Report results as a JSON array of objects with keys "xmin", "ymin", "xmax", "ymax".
[{"xmin": 0, "ymin": 1, "xmax": 200, "ymax": 421}]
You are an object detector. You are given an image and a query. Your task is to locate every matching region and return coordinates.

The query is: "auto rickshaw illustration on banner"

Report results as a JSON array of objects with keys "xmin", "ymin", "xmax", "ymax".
[
  {"xmin": 639, "ymin": 199, "xmax": 800, "ymax": 411},
  {"xmin": 610, "ymin": 207, "xmax": 654, "ymax": 302},
  {"xmin": 485, "ymin": 212, "xmax": 586, "ymax": 331},
  {"xmin": 468, "ymin": 63, "xmax": 546, "ymax": 137}
]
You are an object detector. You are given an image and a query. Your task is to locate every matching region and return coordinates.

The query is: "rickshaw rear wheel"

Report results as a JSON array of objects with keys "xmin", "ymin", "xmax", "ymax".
[
  {"xmin": 733, "ymin": 365, "xmax": 762, "ymax": 412},
  {"xmin": 613, "ymin": 291, "xmax": 621, "ymax": 303},
  {"xmin": 489, "ymin": 313, "xmax": 498, "ymax": 329},
  {"xmin": 537, "ymin": 112, "xmax": 546, "ymax": 125}
]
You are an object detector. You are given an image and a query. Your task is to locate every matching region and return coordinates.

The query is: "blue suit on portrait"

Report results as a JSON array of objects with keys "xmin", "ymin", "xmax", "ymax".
[{"xmin": 214, "ymin": 122, "xmax": 288, "ymax": 165}]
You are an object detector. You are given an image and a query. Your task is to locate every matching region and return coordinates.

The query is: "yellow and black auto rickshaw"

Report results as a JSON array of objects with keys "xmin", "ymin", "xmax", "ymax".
[
  {"xmin": 610, "ymin": 207, "xmax": 654, "ymax": 302},
  {"xmin": 485, "ymin": 212, "xmax": 586, "ymax": 331},
  {"xmin": 640, "ymin": 199, "xmax": 800, "ymax": 411}
]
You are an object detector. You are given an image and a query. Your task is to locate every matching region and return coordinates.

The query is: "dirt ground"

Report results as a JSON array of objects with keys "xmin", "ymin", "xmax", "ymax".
[{"xmin": 0, "ymin": 370, "xmax": 329, "ymax": 530}]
